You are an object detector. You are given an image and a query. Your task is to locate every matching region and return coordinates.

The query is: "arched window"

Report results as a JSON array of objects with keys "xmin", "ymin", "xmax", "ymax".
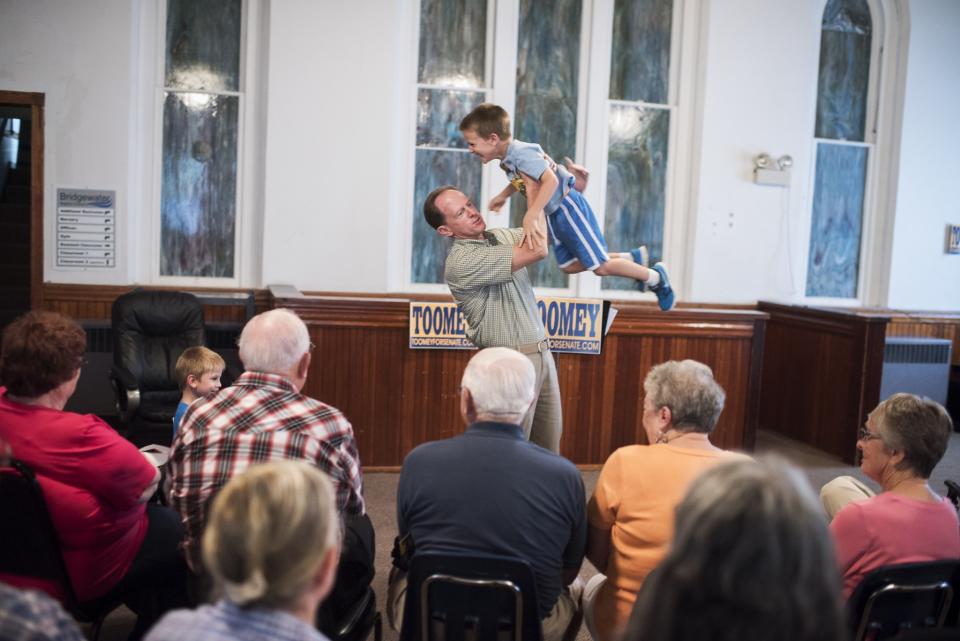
[{"xmin": 806, "ymin": 0, "xmax": 875, "ymax": 299}]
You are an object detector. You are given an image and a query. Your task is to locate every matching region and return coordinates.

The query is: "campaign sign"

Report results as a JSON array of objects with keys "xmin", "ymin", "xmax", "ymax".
[
  {"xmin": 409, "ymin": 297, "xmax": 604, "ymax": 355},
  {"xmin": 409, "ymin": 302, "xmax": 475, "ymax": 350},
  {"xmin": 537, "ymin": 297, "xmax": 602, "ymax": 355}
]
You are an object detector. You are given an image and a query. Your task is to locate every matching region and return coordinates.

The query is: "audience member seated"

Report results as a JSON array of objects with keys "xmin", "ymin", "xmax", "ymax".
[
  {"xmin": 389, "ymin": 347, "xmax": 586, "ymax": 641},
  {"xmin": 168, "ymin": 308, "xmax": 373, "ymax": 613},
  {"xmin": 0, "ymin": 582, "xmax": 86, "ymax": 641},
  {"xmin": 146, "ymin": 460, "xmax": 340, "ymax": 641},
  {"xmin": 820, "ymin": 393, "xmax": 960, "ymax": 598},
  {"xmin": 623, "ymin": 458, "xmax": 845, "ymax": 641},
  {"xmin": 583, "ymin": 359, "xmax": 751, "ymax": 641},
  {"xmin": 0, "ymin": 311, "xmax": 188, "ymax": 639},
  {"xmin": 172, "ymin": 346, "xmax": 224, "ymax": 440}
]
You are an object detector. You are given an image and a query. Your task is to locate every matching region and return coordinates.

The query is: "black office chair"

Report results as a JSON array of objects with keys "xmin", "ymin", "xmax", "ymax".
[
  {"xmin": 110, "ymin": 289, "xmax": 205, "ymax": 447},
  {"xmin": 848, "ymin": 560, "xmax": 960, "ymax": 641},
  {"xmin": 318, "ymin": 584, "xmax": 382, "ymax": 641},
  {"xmin": 0, "ymin": 459, "xmax": 118, "ymax": 640},
  {"xmin": 944, "ymin": 480, "xmax": 960, "ymax": 511},
  {"xmin": 399, "ymin": 553, "xmax": 543, "ymax": 641}
]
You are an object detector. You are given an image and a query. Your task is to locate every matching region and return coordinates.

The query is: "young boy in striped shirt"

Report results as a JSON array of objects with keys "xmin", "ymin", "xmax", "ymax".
[{"xmin": 460, "ymin": 103, "xmax": 675, "ymax": 311}]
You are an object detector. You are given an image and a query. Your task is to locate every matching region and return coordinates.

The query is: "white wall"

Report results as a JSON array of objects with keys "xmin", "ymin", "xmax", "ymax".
[
  {"xmin": 0, "ymin": 0, "xmax": 136, "ymax": 285},
  {"xmin": 886, "ymin": 0, "xmax": 960, "ymax": 311},
  {"xmin": 260, "ymin": 0, "xmax": 406, "ymax": 292},
  {"xmin": 688, "ymin": 0, "xmax": 823, "ymax": 303}
]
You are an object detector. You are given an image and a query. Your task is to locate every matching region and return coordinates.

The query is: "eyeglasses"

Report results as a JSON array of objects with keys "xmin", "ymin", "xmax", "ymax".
[
  {"xmin": 857, "ymin": 426, "xmax": 883, "ymax": 442},
  {"xmin": 308, "ymin": 341, "xmax": 316, "ymax": 353}
]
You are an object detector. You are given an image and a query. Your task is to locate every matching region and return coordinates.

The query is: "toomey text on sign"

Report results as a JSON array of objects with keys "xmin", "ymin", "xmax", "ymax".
[{"xmin": 409, "ymin": 297, "xmax": 604, "ymax": 355}]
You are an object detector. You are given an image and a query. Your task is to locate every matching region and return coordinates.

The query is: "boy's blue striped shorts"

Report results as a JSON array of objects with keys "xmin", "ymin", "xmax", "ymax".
[{"xmin": 545, "ymin": 189, "xmax": 610, "ymax": 270}]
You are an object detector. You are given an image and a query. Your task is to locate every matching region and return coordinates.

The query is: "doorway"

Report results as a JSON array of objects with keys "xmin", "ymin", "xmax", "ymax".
[{"xmin": 0, "ymin": 91, "xmax": 43, "ymax": 329}]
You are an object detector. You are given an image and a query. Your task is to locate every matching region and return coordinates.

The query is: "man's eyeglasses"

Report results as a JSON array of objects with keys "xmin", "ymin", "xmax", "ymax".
[{"xmin": 857, "ymin": 426, "xmax": 883, "ymax": 442}]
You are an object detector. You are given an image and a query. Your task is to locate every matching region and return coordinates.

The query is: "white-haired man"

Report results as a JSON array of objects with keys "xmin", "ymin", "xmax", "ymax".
[
  {"xmin": 168, "ymin": 308, "xmax": 371, "ymax": 619},
  {"xmin": 389, "ymin": 347, "xmax": 586, "ymax": 641}
]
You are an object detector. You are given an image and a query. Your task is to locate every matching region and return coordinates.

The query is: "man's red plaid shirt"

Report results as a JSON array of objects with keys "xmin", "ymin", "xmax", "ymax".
[{"xmin": 168, "ymin": 371, "xmax": 365, "ymax": 568}]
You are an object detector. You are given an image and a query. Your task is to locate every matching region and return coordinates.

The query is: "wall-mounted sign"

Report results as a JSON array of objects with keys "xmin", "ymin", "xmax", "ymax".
[
  {"xmin": 947, "ymin": 224, "xmax": 960, "ymax": 254},
  {"xmin": 56, "ymin": 188, "xmax": 116, "ymax": 269},
  {"xmin": 409, "ymin": 297, "xmax": 607, "ymax": 355}
]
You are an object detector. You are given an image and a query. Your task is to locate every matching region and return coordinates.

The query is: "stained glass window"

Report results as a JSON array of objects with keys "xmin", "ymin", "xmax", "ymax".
[
  {"xmin": 160, "ymin": 93, "xmax": 238, "ymax": 277},
  {"xmin": 603, "ymin": 0, "xmax": 673, "ymax": 293},
  {"xmin": 609, "ymin": 0, "xmax": 673, "ymax": 104},
  {"xmin": 806, "ymin": 144, "xmax": 868, "ymax": 297},
  {"xmin": 815, "ymin": 0, "xmax": 872, "ymax": 141},
  {"xmin": 410, "ymin": 0, "xmax": 488, "ymax": 284},
  {"xmin": 160, "ymin": 0, "xmax": 242, "ymax": 278},
  {"xmin": 509, "ymin": 0, "xmax": 583, "ymax": 288},
  {"xmin": 806, "ymin": 0, "xmax": 874, "ymax": 298},
  {"xmin": 603, "ymin": 106, "xmax": 669, "ymax": 292}
]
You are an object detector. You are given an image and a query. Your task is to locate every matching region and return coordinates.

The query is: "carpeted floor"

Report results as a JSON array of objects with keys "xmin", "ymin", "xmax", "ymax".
[{"xmin": 95, "ymin": 429, "xmax": 960, "ymax": 641}]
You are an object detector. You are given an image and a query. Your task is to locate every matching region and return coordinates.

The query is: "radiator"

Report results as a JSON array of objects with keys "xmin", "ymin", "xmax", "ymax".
[
  {"xmin": 879, "ymin": 337, "xmax": 952, "ymax": 405},
  {"xmin": 64, "ymin": 322, "xmax": 115, "ymax": 416}
]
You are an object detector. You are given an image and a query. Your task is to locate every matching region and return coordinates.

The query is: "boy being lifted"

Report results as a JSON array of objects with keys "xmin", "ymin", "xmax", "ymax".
[{"xmin": 460, "ymin": 103, "xmax": 675, "ymax": 311}]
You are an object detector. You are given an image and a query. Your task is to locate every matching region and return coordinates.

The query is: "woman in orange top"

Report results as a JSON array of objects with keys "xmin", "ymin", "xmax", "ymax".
[{"xmin": 583, "ymin": 359, "xmax": 750, "ymax": 641}]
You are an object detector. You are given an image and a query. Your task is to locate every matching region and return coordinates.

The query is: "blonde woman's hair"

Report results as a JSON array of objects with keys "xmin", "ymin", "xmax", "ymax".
[{"xmin": 202, "ymin": 460, "xmax": 340, "ymax": 609}]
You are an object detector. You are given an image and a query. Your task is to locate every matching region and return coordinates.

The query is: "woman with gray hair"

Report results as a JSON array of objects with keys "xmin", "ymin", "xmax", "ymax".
[
  {"xmin": 820, "ymin": 393, "xmax": 960, "ymax": 598},
  {"xmin": 145, "ymin": 460, "xmax": 341, "ymax": 641},
  {"xmin": 623, "ymin": 457, "xmax": 846, "ymax": 641},
  {"xmin": 583, "ymin": 359, "xmax": 750, "ymax": 641}
]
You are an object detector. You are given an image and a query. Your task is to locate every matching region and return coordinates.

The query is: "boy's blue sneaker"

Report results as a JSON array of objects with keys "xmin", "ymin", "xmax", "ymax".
[
  {"xmin": 629, "ymin": 246, "xmax": 649, "ymax": 292},
  {"xmin": 649, "ymin": 262, "xmax": 675, "ymax": 311}
]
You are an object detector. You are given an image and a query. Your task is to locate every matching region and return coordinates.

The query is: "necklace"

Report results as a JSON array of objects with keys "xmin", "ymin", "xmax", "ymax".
[{"xmin": 656, "ymin": 430, "xmax": 714, "ymax": 448}]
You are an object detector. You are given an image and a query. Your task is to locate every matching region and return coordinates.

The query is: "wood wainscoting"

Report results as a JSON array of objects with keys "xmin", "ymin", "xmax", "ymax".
[
  {"xmin": 40, "ymin": 285, "xmax": 959, "ymax": 467},
  {"xmin": 758, "ymin": 302, "xmax": 889, "ymax": 464},
  {"xmin": 41, "ymin": 283, "xmax": 271, "ymax": 324},
  {"xmin": 759, "ymin": 302, "xmax": 960, "ymax": 464},
  {"xmin": 886, "ymin": 311, "xmax": 960, "ymax": 367},
  {"xmin": 40, "ymin": 285, "xmax": 767, "ymax": 466},
  {"xmin": 277, "ymin": 293, "xmax": 767, "ymax": 468}
]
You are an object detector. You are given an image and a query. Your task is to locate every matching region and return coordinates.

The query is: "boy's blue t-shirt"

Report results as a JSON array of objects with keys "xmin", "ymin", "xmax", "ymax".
[
  {"xmin": 499, "ymin": 139, "xmax": 575, "ymax": 214},
  {"xmin": 172, "ymin": 400, "xmax": 189, "ymax": 439}
]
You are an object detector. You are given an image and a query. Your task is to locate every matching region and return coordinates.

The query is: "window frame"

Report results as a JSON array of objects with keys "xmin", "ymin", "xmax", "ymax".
[
  {"xmin": 800, "ymin": 0, "xmax": 885, "ymax": 306},
  {"xmin": 397, "ymin": 0, "xmax": 700, "ymax": 301},
  {"xmin": 143, "ymin": 0, "xmax": 263, "ymax": 288}
]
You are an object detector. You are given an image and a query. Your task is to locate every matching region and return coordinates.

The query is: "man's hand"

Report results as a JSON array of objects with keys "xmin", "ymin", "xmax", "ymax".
[{"xmin": 521, "ymin": 212, "xmax": 548, "ymax": 251}]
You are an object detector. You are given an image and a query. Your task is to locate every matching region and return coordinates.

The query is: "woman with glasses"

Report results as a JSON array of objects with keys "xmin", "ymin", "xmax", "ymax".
[
  {"xmin": 820, "ymin": 393, "xmax": 960, "ymax": 597},
  {"xmin": 0, "ymin": 311, "xmax": 188, "ymax": 639}
]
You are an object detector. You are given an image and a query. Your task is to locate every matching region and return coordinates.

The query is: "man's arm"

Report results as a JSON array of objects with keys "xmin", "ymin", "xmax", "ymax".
[
  {"xmin": 520, "ymin": 168, "xmax": 557, "ymax": 251},
  {"xmin": 447, "ymin": 233, "xmax": 546, "ymax": 290},
  {"xmin": 561, "ymin": 476, "xmax": 588, "ymax": 586},
  {"xmin": 510, "ymin": 237, "xmax": 548, "ymax": 272}
]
